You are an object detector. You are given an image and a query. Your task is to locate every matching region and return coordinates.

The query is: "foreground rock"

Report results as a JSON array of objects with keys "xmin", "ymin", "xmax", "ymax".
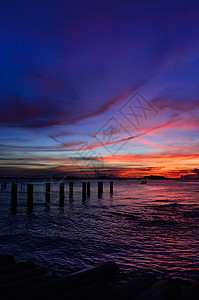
[{"xmin": 0, "ymin": 255, "xmax": 198, "ymax": 299}]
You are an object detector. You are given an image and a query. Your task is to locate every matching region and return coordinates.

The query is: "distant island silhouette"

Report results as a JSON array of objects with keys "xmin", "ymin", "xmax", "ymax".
[
  {"xmin": 0, "ymin": 175, "xmax": 171, "ymax": 180},
  {"xmin": 143, "ymin": 175, "xmax": 166, "ymax": 180}
]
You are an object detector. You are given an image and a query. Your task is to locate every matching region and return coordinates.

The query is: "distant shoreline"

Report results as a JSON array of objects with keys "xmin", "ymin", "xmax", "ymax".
[{"xmin": 0, "ymin": 176, "xmax": 179, "ymax": 180}]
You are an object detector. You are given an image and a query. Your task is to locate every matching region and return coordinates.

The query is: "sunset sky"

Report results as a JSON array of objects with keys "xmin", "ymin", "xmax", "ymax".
[{"xmin": 0, "ymin": 0, "xmax": 199, "ymax": 178}]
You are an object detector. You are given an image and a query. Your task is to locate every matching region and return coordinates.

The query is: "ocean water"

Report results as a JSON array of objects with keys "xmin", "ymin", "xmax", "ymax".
[{"xmin": 0, "ymin": 179, "xmax": 199, "ymax": 281}]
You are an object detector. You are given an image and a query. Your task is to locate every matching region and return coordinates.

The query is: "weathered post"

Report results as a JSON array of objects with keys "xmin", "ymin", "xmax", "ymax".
[
  {"xmin": 69, "ymin": 182, "xmax": 73, "ymax": 199},
  {"xmin": 11, "ymin": 183, "xmax": 17, "ymax": 211},
  {"xmin": 110, "ymin": 181, "xmax": 113, "ymax": 194},
  {"xmin": 87, "ymin": 182, "xmax": 90, "ymax": 197},
  {"xmin": 45, "ymin": 183, "xmax": 50, "ymax": 203},
  {"xmin": 59, "ymin": 183, "xmax": 64, "ymax": 204},
  {"xmin": 82, "ymin": 182, "xmax": 87, "ymax": 199},
  {"xmin": 98, "ymin": 181, "xmax": 103, "ymax": 197},
  {"xmin": 27, "ymin": 184, "xmax": 33, "ymax": 213}
]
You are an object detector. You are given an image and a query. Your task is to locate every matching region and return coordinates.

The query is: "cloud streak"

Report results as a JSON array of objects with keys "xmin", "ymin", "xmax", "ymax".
[{"xmin": 0, "ymin": 0, "xmax": 199, "ymax": 177}]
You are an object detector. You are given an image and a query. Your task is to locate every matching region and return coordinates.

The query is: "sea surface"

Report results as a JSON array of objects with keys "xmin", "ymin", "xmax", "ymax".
[{"xmin": 0, "ymin": 179, "xmax": 199, "ymax": 282}]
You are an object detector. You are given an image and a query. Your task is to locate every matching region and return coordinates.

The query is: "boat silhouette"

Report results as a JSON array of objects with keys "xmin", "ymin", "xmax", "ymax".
[{"xmin": 140, "ymin": 180, "xmax": 147, "ymax": 184}]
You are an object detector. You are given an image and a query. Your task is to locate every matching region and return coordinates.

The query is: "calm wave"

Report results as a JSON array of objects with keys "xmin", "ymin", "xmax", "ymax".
[{"xmin": 0, "ymin": 179, "xmax": 199, "ymax": 281}]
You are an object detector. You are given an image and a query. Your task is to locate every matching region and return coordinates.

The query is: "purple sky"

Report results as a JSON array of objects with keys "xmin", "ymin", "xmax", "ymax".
[{"xmin": 0, "ymin": 0, "xmax": 199, "ymax": 177}]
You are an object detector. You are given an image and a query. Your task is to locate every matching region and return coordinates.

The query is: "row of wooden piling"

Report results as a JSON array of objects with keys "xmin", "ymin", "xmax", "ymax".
[{"xmin": 9, "ymin": 181, "xmax": 113, "ymax": 212}]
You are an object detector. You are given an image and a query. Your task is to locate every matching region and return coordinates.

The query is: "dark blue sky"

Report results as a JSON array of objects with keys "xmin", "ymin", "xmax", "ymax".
[{"xmin": 0, "ymin": 0, "xmax": 199, "ymax": 177}]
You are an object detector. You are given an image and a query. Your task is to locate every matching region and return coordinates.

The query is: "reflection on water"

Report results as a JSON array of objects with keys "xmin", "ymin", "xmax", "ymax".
[{"xmin": 0, "ymin": 179, "xmax": 198, "ymax": 281}]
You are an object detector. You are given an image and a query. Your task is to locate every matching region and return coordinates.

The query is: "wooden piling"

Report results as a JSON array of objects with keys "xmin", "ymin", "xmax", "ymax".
[
  {"xmin": 27, "ymin": 184, "xmax": 33, "ymax": 213},
  {"xmin": 82, "ymin": 182, "xmax": 86, "ymax": 199},
  {"xmin": 69, "ymin": 182, "xmax": 73, "ymax": 199},
  {"xmin": 45, "ymin": 183, "xmax": 50, "ymax": 203},
  {"xmin": 110, "ymin": 181, "xmax": 113, "ymax": 194},
  {"xmin": 87, "ymin": 182, "xmax": 90, "ymax": 197},
  {"xmin": 11, "ymin": 183, "xmax": 17, "ymax": 211},
  {"xmin": 59, "ymin": 183, "xmax": 64, "ymax": 204},
  {"xmin": 98, "ymin": 181, "xmax": 103, "ymax": 197}
]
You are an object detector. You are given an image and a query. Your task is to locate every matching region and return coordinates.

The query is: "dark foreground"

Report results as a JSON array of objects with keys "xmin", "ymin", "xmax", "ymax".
[{"xmin": 0, "ymin": 255, "xmax": 198, "ymax": 300}]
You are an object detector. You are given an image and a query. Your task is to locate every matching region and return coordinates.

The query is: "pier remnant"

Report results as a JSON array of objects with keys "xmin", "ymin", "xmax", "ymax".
[
  {"xmin": 110, "ymin": 181, "xmax": 113, "ymax": 194},
  {"xmin": 82, "ymin": 182, "xmax": 87, "ymax": 199},
  {"xmin": 45, "ymin": 183, "xmax": 50, "ymax": 203},
  {"xmin": 59, "ymin": 183, "xmax": 64, "ymax": 204},
  {"xmin": 11, "ymin": 183, "xmax": 17, "ymax": 211},
  {"xmin": 69, "ymin": 182, "xmax": 73, "ymax": 199},
  {"xmin": 27, "ymin": 184, "xmax": 33, "ymax": 213}
]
